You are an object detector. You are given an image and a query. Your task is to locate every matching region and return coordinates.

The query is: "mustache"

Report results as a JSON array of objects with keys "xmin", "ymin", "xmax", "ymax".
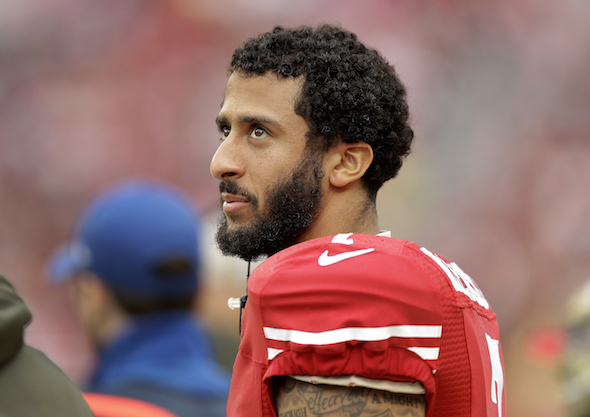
[{"xmin": 219, "ymin": 181, "xmax": 257, "ymax": 205}]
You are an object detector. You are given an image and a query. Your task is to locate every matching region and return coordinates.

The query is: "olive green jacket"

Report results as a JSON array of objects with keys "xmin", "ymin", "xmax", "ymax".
[{"xmin": 0, "ymin": 273, "xmax": 94, "ymax": 417}]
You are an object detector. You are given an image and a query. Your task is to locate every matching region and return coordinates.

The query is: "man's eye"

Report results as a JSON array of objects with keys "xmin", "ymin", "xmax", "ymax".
[
  {"xmin": 220, "ymin": 127, "xmax": 230, "ymax": 139},
  {"xmin": 251, "ymin": 126, "xmax": 268, "ymax": 138}
]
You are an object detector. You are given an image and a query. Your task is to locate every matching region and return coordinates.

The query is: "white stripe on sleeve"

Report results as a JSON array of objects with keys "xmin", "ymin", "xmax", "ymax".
[
  {"xmin": 407, "ymin": 346, "xmax": 441, "ymax": 360},
  {"xmin": 263, "ymin": 325, "xmax": 442, "ymax": 345}
]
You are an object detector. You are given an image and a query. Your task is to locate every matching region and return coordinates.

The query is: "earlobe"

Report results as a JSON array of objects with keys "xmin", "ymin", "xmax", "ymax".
[{"xmin": 329, "ymin": 142, "xmax": 374, "ymax": 188}]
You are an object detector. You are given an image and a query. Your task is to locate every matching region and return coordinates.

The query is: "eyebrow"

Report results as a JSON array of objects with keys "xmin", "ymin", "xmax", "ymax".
[{"xmin": 216, "ymin": 114, "xmax": 284, "ymax": 131}]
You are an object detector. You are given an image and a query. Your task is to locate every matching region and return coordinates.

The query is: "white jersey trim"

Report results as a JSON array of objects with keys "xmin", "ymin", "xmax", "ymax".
[
  {"xmin": 267, "ymin": 348, "xmax": 284, "ymax": 360},
  {"xmin": 407, "ymin": 347, "xmax": 441, "ymax": 360},
  {"xmin": 263, "ymin": 325, "xmax": 442, "ymax": 345},
  {"xmin": 264, "ymin": 325, "xmax": 442, "ymax": 362},
  {"xmin": 267, "ymin": 346, "xmax": 440, "ymax": 361}
]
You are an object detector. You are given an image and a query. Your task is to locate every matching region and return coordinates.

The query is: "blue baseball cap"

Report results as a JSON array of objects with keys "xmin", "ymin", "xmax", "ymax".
[{"xmin": 48, "ymin": 180, "xmax": 201, "ymax": 299}]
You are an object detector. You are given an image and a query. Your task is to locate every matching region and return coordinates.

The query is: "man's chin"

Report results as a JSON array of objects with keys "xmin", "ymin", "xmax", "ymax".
[
  {"xmin": 223, "ymin": 208, "xmax": 255, "ymax": 224},
  {"xmin": 215, "ymin": 227, "xmax": 265, "ymax": 262},
  {"xmin": 222, "ymin": 217, "xmax": 253, "ymax": 234}
]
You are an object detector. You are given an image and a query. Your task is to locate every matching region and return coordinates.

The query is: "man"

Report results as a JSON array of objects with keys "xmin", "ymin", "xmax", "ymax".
[
  {"xmin": 48, "ymin": 180, "xmax": 231, "ymax": 417},
  {"xmin": 211, "ymin": 24, "xmax": 506, "ymax": 417},
  {"xmin": 0, "ymin": 273, "xmax": 94, "ymax": 416}
]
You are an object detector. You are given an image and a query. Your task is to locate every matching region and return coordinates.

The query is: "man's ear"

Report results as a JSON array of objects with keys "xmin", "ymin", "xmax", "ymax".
[{"xmin": 328, "ymin": 141, "xmax": 374, "ymax": 188}]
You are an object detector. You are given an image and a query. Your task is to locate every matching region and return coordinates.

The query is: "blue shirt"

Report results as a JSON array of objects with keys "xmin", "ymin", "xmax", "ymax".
[{"xmin": 87, "ymin": 310, "xmax": 231, "ymax": 417}]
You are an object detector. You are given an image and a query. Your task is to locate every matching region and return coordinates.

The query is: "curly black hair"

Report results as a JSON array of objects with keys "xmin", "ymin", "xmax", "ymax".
[{"xmin": 229, "ymin": 24, "xmax": 414, "ymax": 198}]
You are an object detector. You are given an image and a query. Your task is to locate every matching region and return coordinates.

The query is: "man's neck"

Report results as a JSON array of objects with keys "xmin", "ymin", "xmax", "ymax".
[{"xmin": 298, "ymin": 191, "xmax": 379, "ymax": 242}]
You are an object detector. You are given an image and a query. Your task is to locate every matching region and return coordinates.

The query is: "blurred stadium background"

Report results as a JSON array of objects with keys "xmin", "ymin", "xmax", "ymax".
[{"xmin": 1, "ymin": 1, "xmax": 589, "ymax": 415}]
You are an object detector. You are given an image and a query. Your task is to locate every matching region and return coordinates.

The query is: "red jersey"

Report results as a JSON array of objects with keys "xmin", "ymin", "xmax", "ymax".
[{"xmin": 227, "ymin": 233, "xmax": 505, "ymax": 417}]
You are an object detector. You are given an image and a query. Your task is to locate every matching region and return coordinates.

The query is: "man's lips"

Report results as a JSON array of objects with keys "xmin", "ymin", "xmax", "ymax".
[{"xmin": 221, "ymin": 192, "xmax": 250, "ymax": 213}]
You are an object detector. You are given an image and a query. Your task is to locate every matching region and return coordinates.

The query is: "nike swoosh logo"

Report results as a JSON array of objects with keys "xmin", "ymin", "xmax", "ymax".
[{"xmin": 318, "ymin": 248, "xmax": 375, "ymax": 266}]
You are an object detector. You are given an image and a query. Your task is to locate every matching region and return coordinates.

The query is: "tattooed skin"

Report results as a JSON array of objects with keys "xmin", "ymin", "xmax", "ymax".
[{"xmin": 275, "ymin": 378, "xmax": 426, "ymax": 417}]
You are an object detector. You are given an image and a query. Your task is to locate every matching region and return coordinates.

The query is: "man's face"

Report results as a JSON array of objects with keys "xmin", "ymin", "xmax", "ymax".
[{"xmin": 211, "ymin": 72, "xmax": 325, "ymax": 260}]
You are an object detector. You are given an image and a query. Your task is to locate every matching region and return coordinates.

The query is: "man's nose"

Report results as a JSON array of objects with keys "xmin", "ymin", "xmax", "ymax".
[{"xmin": 210, "ymin": 137, "xmax": 244, "ymax": 181}]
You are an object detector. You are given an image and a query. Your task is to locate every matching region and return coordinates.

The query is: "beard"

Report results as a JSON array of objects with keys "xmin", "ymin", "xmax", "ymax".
[{"xmin": 215, "ymin": 150, "xmax": 324, "ymax": 262}]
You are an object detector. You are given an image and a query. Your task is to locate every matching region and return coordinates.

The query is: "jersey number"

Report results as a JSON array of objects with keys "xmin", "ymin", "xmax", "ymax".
[
  {"xmin": 486, "ymin": 333, "xmax": 504, "ymax": 417},
  {"xmin": 421, "ymin": 247, "xmax": 503, "ymax": 416}
]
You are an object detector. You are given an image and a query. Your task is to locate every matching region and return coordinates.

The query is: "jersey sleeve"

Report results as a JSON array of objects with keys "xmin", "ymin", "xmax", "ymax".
[
  {"xmin": 228, "ymin": 233, "xmax": 505, "ymax": 417},
  {"xmin": 245, "ymin": 234, "xmax": 442, "ymax": 406}
]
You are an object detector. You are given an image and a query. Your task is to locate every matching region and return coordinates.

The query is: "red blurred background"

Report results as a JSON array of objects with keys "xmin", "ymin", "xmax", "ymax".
[{"xmin": 1, "ymin": 1, "xmax": 589, "ymax": 415}]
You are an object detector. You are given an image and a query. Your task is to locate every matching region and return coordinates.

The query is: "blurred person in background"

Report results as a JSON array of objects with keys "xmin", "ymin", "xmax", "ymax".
[
  {"xmin": 47, "ymin": 180, "xmax": 231, "ymax": 417},
  {"xmin": 0, "ymin": 273, "xmax": 94, "ymax": 416}
]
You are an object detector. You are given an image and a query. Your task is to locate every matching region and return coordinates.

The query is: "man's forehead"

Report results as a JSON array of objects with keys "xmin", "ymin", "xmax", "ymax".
[
  {"xmin": 224, "ymin": 72, "xmax": 303, "ymax": 99},
  {"xmin": 217, "ymin": 72, "xmax": 304, "ymax": 122}
]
